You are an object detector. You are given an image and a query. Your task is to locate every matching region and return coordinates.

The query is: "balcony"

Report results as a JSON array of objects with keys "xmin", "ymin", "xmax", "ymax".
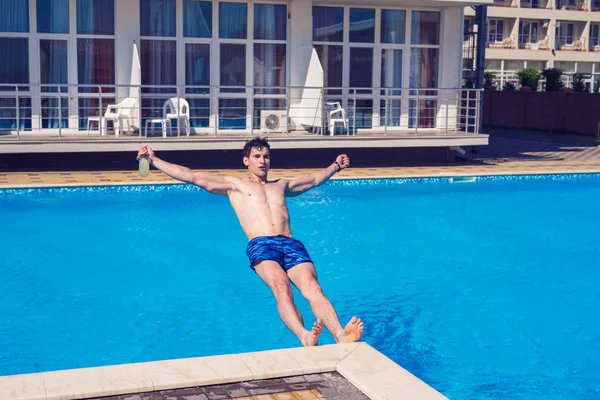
[
  {"xmin": 0, "ymin": 84, "xmax": 485, "ymax": 146},
  {"xmin": 520, "ymin": 0, "xmax": 550, "ymax": 8},
  {"xmin": 555, "ymin": 36, "xmax": 587, "ymax": 51},
  {"xmin": 487, "ymin": 34, "xmax": 518, "ymax": 49},
  {"xmin": 555, "ymin": 0, "xmax": 587, "ymax": 10},
  {"xmin": 493, "ymin": 0, "xmax": 518, "ymax": 6},
  {"xmin": 518, "ymin": 34, "xmax": 551, "ymax": 50},
  {"xmin": 589, "ymin": 38, "xmax": 600, "ymax": 51}
]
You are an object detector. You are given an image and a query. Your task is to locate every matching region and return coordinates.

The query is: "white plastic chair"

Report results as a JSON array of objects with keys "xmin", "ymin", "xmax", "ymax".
[
  {"xmin": 326, "ymin": 102, "xmax": 348, "ymax": 136},
  {"xmin": 145, "ymin": 97, "xmax": 191, "ymax": 138},
  {"xmin": 164, "ymin": 97, "xmax": 190, "ymax": 136},
  {"xmin": 98, "ymin": 98, "xmax": 137, "ymax": 137}
]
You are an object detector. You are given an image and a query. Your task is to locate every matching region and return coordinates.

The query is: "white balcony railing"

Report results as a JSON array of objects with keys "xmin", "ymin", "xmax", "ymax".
[{"xmin": 0, "ymin": 84, "xmax": 483, "ymax": 140}]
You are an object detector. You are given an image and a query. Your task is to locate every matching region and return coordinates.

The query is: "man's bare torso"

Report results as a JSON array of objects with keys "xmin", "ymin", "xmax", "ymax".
[{"xmin": 226, "ymin": 177, "xmax": 292, "ymax": 240}]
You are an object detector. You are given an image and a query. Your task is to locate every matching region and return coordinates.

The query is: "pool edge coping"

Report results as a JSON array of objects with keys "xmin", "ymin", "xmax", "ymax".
[
  {"xmin": 0, "ymin": 342, "xmax": 447, "ymax": 400},
  {"xmin": 2, "ymin": 167, "xmax": 600, "ymax": 190}
]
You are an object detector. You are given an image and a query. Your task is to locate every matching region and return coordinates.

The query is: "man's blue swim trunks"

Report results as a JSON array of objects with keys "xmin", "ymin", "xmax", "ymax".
[{"xmin": 246, "ymin": 234, "xmax": 313, "ymax": 272}]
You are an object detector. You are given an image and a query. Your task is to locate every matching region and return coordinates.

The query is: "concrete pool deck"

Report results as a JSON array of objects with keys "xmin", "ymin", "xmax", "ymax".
[
  {"xmin": 0, "ymin": 135, "xmax": 599, "ymax": 189},
  {"xmin": 0, "ymin": 343, "xmax": 447, "ymax": 400}
]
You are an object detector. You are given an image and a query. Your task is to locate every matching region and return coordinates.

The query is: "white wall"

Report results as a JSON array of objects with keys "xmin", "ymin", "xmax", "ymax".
[{"xmin": 437, "ymin": 7, "xmax": 463, "ymax": 130}]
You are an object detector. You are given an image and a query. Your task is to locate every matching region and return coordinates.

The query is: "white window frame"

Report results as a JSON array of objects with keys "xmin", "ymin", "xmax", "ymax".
[
  {"xmin": 488, "ymin": 19, "xmax": 504, "ymax": 44},
  {"xmin": 0, "ymin": 0, "xmax": 33, "ymax": 130},
  {"xmin": 520, "ymin": 20, "xmax": 540, "ymax": 45},
  {"xmin": 556, "ymin": 22, "xmax": 574, "ymax": 47},
  {"xmin": 5, "ymin": 0, "xmax": 117, "ymax": 132},
  {"xmin": 312, "ymin": 5, "xmax": 442, "ymax": 132},
  {"xmin": 165, "ymin": 0, "xmax": 290, "ymax": 132},
  {"xmin": 590, "ymin": 23, "xmax": 600, "ymax": 49}
]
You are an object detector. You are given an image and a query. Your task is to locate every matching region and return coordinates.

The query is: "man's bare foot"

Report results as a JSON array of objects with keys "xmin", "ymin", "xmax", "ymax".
[
  {"xmin": 302, "ymin": 319, "xmax": 323, "ymax": 347},
  {"xmin": 336, "ymin": 317, "xmax": 364, "ymax": 343}
]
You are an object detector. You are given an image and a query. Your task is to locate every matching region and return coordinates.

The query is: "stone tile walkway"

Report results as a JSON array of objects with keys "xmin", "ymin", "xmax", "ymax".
[
  {"xmin": 88, "ymin": 372, "xmax": 368, "ymax": 400},
  {"xmin": 1, "ymin": 135, "xmax": 598, "ymax": 188}
]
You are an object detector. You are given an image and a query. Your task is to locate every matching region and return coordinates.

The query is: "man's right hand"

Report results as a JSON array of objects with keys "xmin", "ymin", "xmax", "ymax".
[{"xmin": 137, "ymin": 145, "xmax": 155, "ymax": 163}]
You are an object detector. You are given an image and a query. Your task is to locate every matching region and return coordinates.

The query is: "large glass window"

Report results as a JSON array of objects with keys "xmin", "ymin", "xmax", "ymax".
[
  {"xmin": 219, "ymin": 2, "xmax": 247, "ymax": 39},
  {"xmin": 488, "ymin": 19, "xmax": 504, "ymax": 43},
  {"xmin": 184, "ymin": 0, "xmax": 211, "ymax": 38},
  {"xmin": 381, "ymin": 49, "xmax": 402, "ymax": 95},
  {"xmin": 220, "ymin": 43, "xmax": 245, "ymax": 91},
  {"xmin": 188, "ymin": 99, "xmax": 210, "ymax": 128},
  {"xmin": 349, "ymin": 99, "xmax": 372, "ymax": 129},
  {"xmin": 0, "ymin": 0, "xmax": 29, "ymax": 32},
  {"xmin": 0, "ymin": 97, "xmax": 31, "ymax": 130},
  {"xmin": 411, "ymin": 11, "xmax": 440, "ymax": 45},
  {"xmin": 185, "ymin": 43, "xmax": 210, "ymax": 93},
  {"xmin": 40, "ymin": 40, "xmax": 68, "ymax": 93},
  {"xmin": 0, "ymin": 38, "xmax": 29, "ymax": 88},
  {"xmin": 381, "ymin": 9, "xmax": 405, "ymax": 44},
  {"xmin": 77, "ymin": 39, "xmax": 115, "ymax": 93},
  {"xmin": 519, "ymin": 20, "xmax": 539, "ymax": 46},
  {"xmin": 313, "ymin": 6, "xmax": 343, "ymax": 42},
  {"xmin": 410, "ymin": 48, "xmax": 439, "ymax": 92},
  {"xmin": 254, "ymin": 44, "xmax": 286, "ymax": 94},
  {"xmin": 409, "ymin": 99, "xmax": 437, "ymax": 128},
  {"xmin": 380, "ymin": 99, "xmax": 401, "ymax": 127},
  {"xmin": 219, "ymin": 98, "xmax": 246, "ymax": 129},
  {"xmin": 349, "ymin": 8, "xmax": 375, "ymax": 43},
  {"xmin": 350, "ymin": 48, "xmax": 373, "ymax": 92},
  {"xmin": 77, "ymin": 0, "xmax": 114, "ymax": 35},
  {"xmin": 314, "ymin": 44, "xmax": 342, "ymax": 94},
  {"xmin": 590, "ymin": 24, "xmax": 600, "ymax": 48},
  {"xmin": 141, "ymin": 40, "xmax": 176, "ymax": 92},
  {"xmin": 254, "ymin": 4, "xmax": 286, "ymax": 40},
  {"xmin": 37, "ymin": 0, "xmax": 69, "ymax": 34},
  {"xmin": 556, "ymin": 22, "xmax": 575, "ymax": 46},
  {"xmin": 140, "ymin": 0, "xmax": 176, "ymax": 37}
]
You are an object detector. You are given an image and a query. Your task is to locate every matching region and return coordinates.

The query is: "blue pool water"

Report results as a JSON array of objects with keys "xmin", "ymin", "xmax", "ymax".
[{"xmin": 1, "ymin": 174, "xmax": 599, "ymax": 399}]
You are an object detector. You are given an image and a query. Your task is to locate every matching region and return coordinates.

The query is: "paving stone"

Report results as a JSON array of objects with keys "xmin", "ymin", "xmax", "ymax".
[
  {"xmin": 122, "ymin": 396, "xmax": 143, "ymax": 400},
  {"xmin": 162, "ymin": 387, "xmax": 207, "ymax": 400},
  {"xmin": 288, "ymin": 383, "xmax": 313, "ymax": 391},
  {"xmin": 89, "ymin": 397, "xmax": 121, "ymax": 400},
  {"xmin": 139, "ymin": 393, "xmax": 166, "ymax": 400},
  {"xmin": 303, "ymin": 374, "xmax": 324, "ymax": 383},
  {"xmin": 283, "ymin": 376, "xmax": 306, "ymax": 384}
]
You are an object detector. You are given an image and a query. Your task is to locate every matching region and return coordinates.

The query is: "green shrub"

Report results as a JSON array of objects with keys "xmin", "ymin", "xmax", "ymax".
[
  {"xmin": 517, "ymin": 68, "xmax": 540, "ymax": 91},
  {"xmin": 572, "ymin": 74, "xmax": 588, "ymax": 92},
  {"xmin": 541, "ymin": 68, "xmax": 564, "ymax": 92}
]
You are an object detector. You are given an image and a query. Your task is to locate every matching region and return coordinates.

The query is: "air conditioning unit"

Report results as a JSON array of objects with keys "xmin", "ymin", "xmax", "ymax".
[{"xmin": 260, "ymin": 110, "xmax": 287, "ymax": 132}]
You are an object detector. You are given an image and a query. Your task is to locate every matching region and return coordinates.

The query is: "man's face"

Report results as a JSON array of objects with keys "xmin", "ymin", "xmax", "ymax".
[{"xmin": 243, "ymin": 147, "xmax": 271, "ymax": 178}]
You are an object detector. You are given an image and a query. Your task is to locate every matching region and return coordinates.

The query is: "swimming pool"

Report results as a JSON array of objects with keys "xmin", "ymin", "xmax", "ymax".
[{"xmin": 1, "ymin": 174, "xmax": 599, "ymax": 400}]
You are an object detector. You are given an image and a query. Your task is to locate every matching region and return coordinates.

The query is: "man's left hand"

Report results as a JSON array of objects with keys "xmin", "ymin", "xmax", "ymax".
[{"xmin": 336, "ymin": 154, "xmax": 350, "ymax": 170}]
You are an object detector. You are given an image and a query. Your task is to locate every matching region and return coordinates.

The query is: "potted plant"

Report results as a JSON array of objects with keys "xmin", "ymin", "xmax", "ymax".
[
  {"xmin": 541, "ymin": 68, "xmax": 564, "ymax": 91},
  {"xmin": 516, "ymin": 67, "xmax": 540, "ymax": 91},
  {"xmin": 484, "ymin": 72, "xmax": 496, "ymax": 90},
  {"xmin": 572, "ymin": 74, "xmax": 589, "ymax": 92}
]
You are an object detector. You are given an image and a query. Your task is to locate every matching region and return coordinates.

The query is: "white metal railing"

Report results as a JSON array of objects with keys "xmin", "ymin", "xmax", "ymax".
[{"xmin": 0, "ymin": 84, "xmax": 483, "ymax": 140}]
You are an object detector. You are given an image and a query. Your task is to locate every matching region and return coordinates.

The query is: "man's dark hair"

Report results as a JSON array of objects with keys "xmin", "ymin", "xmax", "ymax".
[{"xmin": 242, "ymin": 137, "xmax": 270, "ymax": 158}]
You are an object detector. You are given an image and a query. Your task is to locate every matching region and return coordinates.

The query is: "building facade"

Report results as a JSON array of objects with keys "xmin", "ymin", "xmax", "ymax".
[
  {"xmin": 465, "ymin": 0, "xmax": 600, "ymax": 88},
  {"xmin": 0, "ymin": 0, "xmax": 478, "ymax": 135}
]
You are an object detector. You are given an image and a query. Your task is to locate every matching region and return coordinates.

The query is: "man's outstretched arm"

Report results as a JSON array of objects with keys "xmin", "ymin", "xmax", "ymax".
[
  {"xmin": 137, "ymin": 146, "xmax": 235, "ymax": 195},
  {"xmin": 285, "ymin": 154, "xmax": 350, "ymax": 196}
]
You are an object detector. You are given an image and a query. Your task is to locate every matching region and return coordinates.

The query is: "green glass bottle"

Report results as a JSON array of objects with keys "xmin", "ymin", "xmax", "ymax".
[{"xmin": 138, "ymin": 157, "xmax": 150, "ymax": 177}]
